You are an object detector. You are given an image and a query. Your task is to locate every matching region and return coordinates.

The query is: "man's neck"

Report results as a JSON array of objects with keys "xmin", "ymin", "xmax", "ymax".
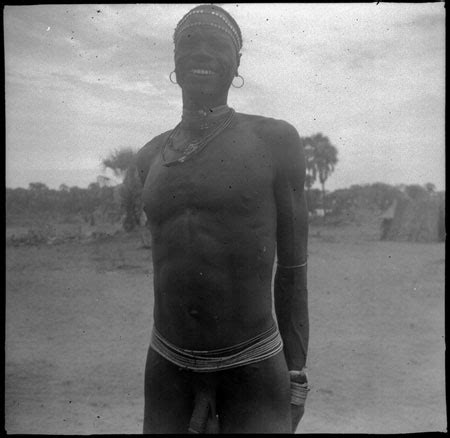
[
  {"xmin": 181, "ymin": 89, "xmax": 228, "ymax": 113},
  {"xmin": 180, "ymin": 92, "xmax": 231, "ymax": 131},
  {"xmin": 181, "ymin": 104, "xmax": 231, "ymax": 133}
]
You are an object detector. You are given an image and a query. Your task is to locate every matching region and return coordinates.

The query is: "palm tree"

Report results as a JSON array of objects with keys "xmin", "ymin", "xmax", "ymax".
[
  {"xmin": 305, "ymin": 133, "xmax": 338, "ymax": 214},
  {"xmin": 303, "ymin": 140, "xmax": 317, "ymax": 192}
]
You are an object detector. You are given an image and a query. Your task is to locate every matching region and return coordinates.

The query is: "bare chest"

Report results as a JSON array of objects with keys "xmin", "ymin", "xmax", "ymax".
[{"xmin": 142, "ymin": 128, "xmax": 274, "ymax": 225}]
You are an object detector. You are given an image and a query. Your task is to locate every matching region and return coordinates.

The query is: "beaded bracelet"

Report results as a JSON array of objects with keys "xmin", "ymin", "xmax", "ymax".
[
  {"xmin": 289, "ymin": 368, "xmax": 309, "ymax": 406},
  {"xmin": 290, "ymin": 381, "xmax": 310, "ymax": 406}
]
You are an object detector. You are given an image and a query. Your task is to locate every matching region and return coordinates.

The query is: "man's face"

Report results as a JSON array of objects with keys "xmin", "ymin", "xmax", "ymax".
[{"xmin": 174, "ymin": 26, "xmax": 240, "ymax": 97}]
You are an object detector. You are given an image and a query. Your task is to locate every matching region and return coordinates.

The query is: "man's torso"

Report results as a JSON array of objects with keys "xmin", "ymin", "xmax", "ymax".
[{"xmin": 142, "ymin": 113, "xmax": 282, "ymax": 349}]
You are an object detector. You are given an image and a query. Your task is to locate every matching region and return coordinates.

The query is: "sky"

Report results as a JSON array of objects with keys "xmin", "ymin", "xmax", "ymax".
[{"xmin": 4, "ymin": 3, "xmax": 446, "ymax": 191}]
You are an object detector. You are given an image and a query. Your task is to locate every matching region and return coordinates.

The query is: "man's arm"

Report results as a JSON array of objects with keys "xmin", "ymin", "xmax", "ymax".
[
  {"xmin": 269, "ymin": 120, "xmax": 309, "ymax": 431},
  {"xmin": 271, "ymin": 120, "xmax": 309, "ymax": 371}
]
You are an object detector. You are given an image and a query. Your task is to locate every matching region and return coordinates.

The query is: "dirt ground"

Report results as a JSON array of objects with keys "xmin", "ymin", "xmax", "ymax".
[{"xmin": 5, "ymin": 224, "xmax": 446, "ymax": 434}]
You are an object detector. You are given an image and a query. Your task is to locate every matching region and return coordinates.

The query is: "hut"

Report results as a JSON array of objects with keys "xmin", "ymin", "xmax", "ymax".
[{"xmin": 381, "ymin": 192, "xmax": 445, "ymax": 242}]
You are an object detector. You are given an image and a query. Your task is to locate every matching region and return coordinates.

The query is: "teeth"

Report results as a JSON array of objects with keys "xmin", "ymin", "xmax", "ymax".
[{"xmin": 191, "ymin": 69, "xmax": 215, "ymax": 75}]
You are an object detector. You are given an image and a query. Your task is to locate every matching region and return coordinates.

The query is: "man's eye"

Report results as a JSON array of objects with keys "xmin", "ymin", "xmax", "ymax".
[{"xmin": 177, "ymin": 34, "xmax": 231, "ymax": 52}]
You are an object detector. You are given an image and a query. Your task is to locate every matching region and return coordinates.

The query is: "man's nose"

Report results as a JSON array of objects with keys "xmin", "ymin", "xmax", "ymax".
[{"xmin": 192, "ymin": 42, "xmax": 214, "ymax": 59}]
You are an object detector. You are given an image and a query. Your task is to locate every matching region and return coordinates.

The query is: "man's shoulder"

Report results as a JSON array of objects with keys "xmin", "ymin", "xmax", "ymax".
[
  {"xmin": 137, "ymin": 130, "xmax": 171, "ymax": 162},
  {"xmin": 135, "ymin": 131, "xmax": 171, "ymax": 184},
  {"xmin": 236, "ymin": 112, "xmax": 300, "ymax": 143},
  {"xmin": 235, "ymin": 113, "xmax": 304, "ymax": 175},
  {"xmin": 136, "ymin": 131, "xmax": 171, "ymax": 167}
]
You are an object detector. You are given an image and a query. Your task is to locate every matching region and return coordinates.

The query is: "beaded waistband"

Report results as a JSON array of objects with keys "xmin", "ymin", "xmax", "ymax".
[{"xmin": 150, "ymin": 323, "xmax": 283, "ymax": 372}]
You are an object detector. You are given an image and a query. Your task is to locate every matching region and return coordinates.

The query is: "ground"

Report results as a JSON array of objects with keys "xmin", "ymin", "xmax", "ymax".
[{"xmin": 5, "ymin": 223, "xmax": 446, "ymax": 434}]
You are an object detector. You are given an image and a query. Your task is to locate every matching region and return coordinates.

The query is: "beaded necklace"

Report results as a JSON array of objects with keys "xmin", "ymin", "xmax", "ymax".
[
  {"xmin": 161, "ymin": 108, "xmax": 235, "ymax": 167},
  {"xmin": 181, "ymin": 104, "xmax": 231, "ymax": 132}
]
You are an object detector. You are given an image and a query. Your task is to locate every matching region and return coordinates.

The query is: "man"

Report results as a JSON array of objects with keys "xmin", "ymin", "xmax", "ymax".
[{"xmin": 137, "ymin": 4, "xmax": 309, "ymax": 433}]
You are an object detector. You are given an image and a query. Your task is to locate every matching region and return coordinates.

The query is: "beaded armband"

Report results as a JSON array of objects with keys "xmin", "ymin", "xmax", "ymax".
[
  {"xmin": 277, "ymin": 261, "xmax": 307, "ymax": 269},
  {"xmin": 277, "ymin": 255, "xmax": 308, "ymax": 269}
]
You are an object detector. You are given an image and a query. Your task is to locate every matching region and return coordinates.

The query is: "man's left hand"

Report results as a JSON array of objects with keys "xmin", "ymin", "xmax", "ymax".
[{"xmin": 289, "ymin": 369, "xmax": 309, "ymax": 433}]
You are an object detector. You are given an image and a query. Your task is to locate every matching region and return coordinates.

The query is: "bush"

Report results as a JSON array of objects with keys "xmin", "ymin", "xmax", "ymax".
[{"xmin": 6, "ymin": 184, "xmax": 122, "ymax": 228}]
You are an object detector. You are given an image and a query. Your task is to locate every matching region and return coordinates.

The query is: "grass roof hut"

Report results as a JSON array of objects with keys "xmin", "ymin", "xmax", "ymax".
[{"xmin": 381, "ymin": 188, "xmax": 445, "ymax": 243}]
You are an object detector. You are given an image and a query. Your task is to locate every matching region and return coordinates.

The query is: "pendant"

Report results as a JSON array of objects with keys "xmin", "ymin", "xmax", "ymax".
[
  {"xmin": 162, "ymin": 109, "xmax": 235, "ymax": 167},
  {"xmin": 184, "ymin": 143, "xmax": 198, "ymax": 154}
]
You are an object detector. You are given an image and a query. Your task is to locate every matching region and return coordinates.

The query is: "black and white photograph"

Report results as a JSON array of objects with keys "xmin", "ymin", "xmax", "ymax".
[{"xmin": 5, "ymin": 3, "xmax": 445, "ymax": 434}]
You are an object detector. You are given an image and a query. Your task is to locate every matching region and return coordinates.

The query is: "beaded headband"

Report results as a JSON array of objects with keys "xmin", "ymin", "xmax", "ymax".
[{"xmin": 174, "ymin": 7, "xmax": 243, "ymax": 53}]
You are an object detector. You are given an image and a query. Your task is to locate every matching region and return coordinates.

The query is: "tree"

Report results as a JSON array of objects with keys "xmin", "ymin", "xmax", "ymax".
[
  {"xmin": 405, "ymin": 184, "xmax": 429, "ymax": 201},
  {"xmin": 102, "ymin": 148, "xmax": 135, "ymax": 179},
  {"xmin": 121, "ymin": 163, "xmax": 143, "ymax": 231},
  {"xmin": 28, "ymin": 182, "xmax": 51, "ymax": 213},
  {"xmin": 303, "ymin": 133, "xmax": 338, "ymax": 214},
  {"xmin": 305, "ymin": 188, "xmax": 322, "ymax": 214},
  {"xmin": 29, "ymin": 182, "xmax": 49, "ymax": 192},
  {"xmin": 303, "ymin": 141, "xmax": 316, "ymax": 193},
  {"xmin": 102, "ymin": 147, "xmax": 142, "ymax": 231},
  {"xmin": 97, "ymin": 175, "xmax": 113, "ymax": 187}
]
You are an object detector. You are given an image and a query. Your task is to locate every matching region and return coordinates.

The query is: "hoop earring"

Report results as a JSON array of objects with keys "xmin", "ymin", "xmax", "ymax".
[
  {"xmin": 169, "ymin": 71, "xmax": 178, "ymax": 84},
  {"xmin": 231, "ymin": 74, "xmax": 244, "ymax": 88}
]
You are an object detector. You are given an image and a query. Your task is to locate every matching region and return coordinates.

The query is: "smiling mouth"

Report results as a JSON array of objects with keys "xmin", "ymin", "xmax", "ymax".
[{"xmin": 190, "ymin": 69, "xmax": 216, "ymax": 76}]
